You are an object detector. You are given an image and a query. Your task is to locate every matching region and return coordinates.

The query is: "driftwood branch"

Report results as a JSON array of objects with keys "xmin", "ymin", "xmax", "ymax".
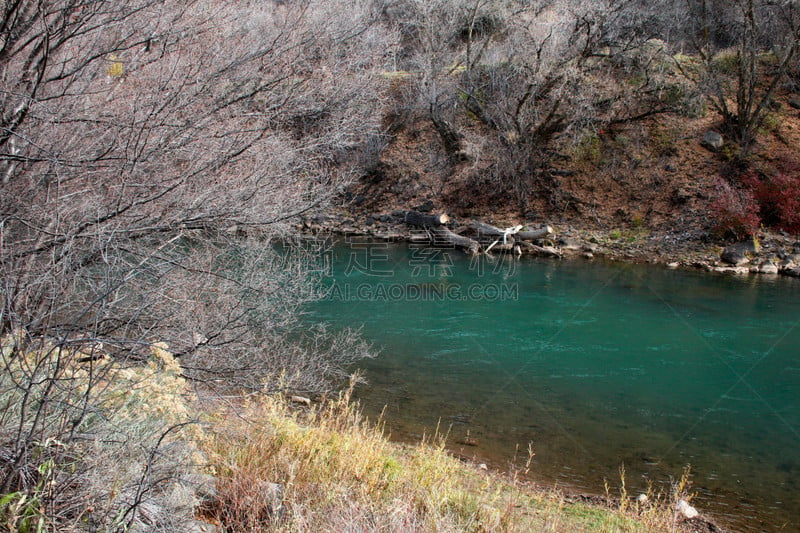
[
  {"xmin": 517, "ymin": 225, "xmax": 554, "ymax": 241},
  {"xmin": 401, "ymin": 211, "xmax": 554, "ymax": 257}
]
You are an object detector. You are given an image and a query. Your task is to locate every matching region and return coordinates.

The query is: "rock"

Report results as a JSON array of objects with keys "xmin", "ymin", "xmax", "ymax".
[
  {"xmin": 414, "ymin": 199, "xmax": 434, "ymax": 213},
  {"xmin": 676, "ymin": 499, "xmax": 699, "ymax": 520},
  {"xmin": 720, "ymin": 248, "xmax": 749, "ymax": 266},
  {"xmin": 667, "ymin": 262, "xmax": 680, "ymax": 269},
  {"xmin": 186, "ymin": 473, "xmax": 218, "ymax": 504},
  {"xmin": 701, "ymin": 131, "xmax": 724, "ymax": 151},
  {"xmin": 556, "ymin": 238, "xmax": 580, "ymax": 251},
  {"xmin": 365, "ymin": 216, "xmax": 375, "ymax": 226},
  {"xmin": 721, "ymin": 240, "xmax": 759, "ymax": 265},
  {"xmin": 257, "ymin": 481, "xmax": 285, "ymax": 522},
  {"xmin": 789, "ymin": 97, "xmax": 800, "ymax": 110},
  {"xmin": 664, "ymin": 164, "xmax": 676, "ymax": 172},
  {"xmin": 785, "ymin": 267, "xmax": 800, "ymax": 278},
  {"xmin": 778, "ymin": 259, "xmax": 796, "ymax": 271},
  {"xmin": 582, "ymin": 251, "xmax": 594, "ymax": 259},
  {"xmin": 671, "ymin": 187, "xmax": 693, "ymax": 205},
  {"xmin": 759, "ymin": 261, "xmax": 779, "ymax": 274},
  {"xmin": 581, "ymin": 243, "xmax": 598, "ymax": 254},
  {"xmin": 636, "ymin": 493, "xmax": 649, "ymax": 504},
  {"xmin": 713, "ymin": 266, "xmax": 750, "ymax": 275},
  {"xmin": 290, "ymin": 395, "xmax": 312, "ymax": 407}
]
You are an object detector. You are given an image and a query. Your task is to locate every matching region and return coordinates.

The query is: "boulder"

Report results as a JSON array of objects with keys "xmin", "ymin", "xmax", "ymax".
[
  {"xmin": 721, "ymin": 240, "xmax": 759, "ymax": 266},
  {"xmin": 759, "ymin": 261, "xmax": 779, "ymax": 274},
  {"xmin": 785, "ymin": 267, "xmax": 800, "ymax": 278},
  {"xmin": 701, "ymin": 131, "xmax": 724, "ymax": 152},
  {"xmin": 789, "ymin": 97, "xmax": 800, "ymax": 110},
  {"xmin": 677, "ymin": 499, "xmax": 699, "ymax": 520},
  {"xmin": 720, "ymin": 248, "xmax": 749, "ymax": 266}
]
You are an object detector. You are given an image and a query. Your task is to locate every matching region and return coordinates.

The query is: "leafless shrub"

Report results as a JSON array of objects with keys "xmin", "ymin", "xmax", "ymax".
[{"xmin": 0, "ymin": 0, "xmax": 387, "ymax": 528}]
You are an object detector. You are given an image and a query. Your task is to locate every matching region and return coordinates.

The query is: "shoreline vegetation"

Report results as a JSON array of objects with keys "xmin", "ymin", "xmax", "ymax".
[{"xmin": 0, "ymin": 336, "xmax": 726, "ymax": 532}]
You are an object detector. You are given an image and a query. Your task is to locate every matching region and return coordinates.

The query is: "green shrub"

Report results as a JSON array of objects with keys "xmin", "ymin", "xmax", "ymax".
[
  {"xmin": 573, "ymin": 131, "xmax": 603, "ymax": 165},
  {"xmin": 711, "ymin": 49, "xmax": 740, "ymax": 75}
]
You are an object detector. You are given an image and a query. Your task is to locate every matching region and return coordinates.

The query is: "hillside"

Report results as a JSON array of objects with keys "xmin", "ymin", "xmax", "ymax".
[{"xmin": 335, "ymin": 87, "xmax": 800, "ymax": 266}]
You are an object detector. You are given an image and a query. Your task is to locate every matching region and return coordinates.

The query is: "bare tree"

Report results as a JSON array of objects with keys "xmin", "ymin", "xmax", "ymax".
[
  {"xmin": 677, "ymin": 0, "xmax": 800, "ymax": 153},
  {"xmin": 0, "ymin": 0, "xmax": 388, "ymax": 526},
  {"xmin": 450, "ymin": 0, "xmax": 688, "ymax": 208},
  {"xmin": 1, "ymin": 0, "xmax": 385, "ymax": 382}
]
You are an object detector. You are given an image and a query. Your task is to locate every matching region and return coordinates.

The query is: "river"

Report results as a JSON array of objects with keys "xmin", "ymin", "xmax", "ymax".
[{"xmin": 305, "ymin": 241, "xmax": 800, "ymax": 531}]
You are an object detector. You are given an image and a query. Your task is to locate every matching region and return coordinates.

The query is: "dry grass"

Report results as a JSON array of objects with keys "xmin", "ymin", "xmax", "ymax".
[{"xmin": 201, "ymin": 378, "xmax": 696, "ymax": 533}]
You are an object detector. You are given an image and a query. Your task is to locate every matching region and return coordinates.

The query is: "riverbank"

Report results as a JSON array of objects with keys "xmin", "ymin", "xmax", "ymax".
[
  {"xmin": 200, "ymin": 382, "xmax": 727, "ymax": 533},
  {"xmin": 0, "ymin": 335, "xmax": 727, "ymax": 532},
  {"xmin": 294, "ymin": 210, "xmax": 800, "ymax": 278}
]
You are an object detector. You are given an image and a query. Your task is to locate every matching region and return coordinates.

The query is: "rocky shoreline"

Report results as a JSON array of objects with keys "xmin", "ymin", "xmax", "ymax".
[{"xmin": 296, "ymin": 210, "xmax": 800, "ymax": 280}]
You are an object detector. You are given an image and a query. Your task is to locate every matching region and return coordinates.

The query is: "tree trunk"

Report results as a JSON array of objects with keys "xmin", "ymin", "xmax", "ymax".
[
  {"xmin": 403, "ymin": 211, "xmax": 450, "ymax": 227},
  {"xmin": 471, "ymin": 221, "xmax": 553, "ymax": 243},
  {"xmin": 403, "ymin": 211, "xmax": 479, "ymax": 254},
  {"xmin": 517, "ymin": 225, "xmax": 554, "ymax": 241}
]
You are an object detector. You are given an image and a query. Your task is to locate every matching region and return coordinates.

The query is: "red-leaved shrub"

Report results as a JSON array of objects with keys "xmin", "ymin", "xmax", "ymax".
[
  {"xmin": 710, "ymin": 179, "xmax": 761, "ymax": 239},
  {"xmin": 741, "ymin": 171, "xmax": 800, "ymax": 234}
]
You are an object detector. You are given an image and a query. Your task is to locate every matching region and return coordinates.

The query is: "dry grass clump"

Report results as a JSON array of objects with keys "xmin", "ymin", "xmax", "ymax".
[{"xmin": 202, "ymin": 378, "xmax": 694, "ymax": 533}]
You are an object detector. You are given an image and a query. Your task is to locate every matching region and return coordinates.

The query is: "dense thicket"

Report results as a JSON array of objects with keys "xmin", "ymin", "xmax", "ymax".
[{"xmin": 0, "ymin": 0, "xmax": 385, "ymax": 390}]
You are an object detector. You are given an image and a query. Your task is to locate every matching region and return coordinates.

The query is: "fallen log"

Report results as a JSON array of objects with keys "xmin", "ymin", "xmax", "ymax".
[
  {"xmin": 472, "ymin": 221, "xmax": 553, "ymax": 244},
  {"xmin": 472, "ymin": 221, "xmax": 521, "ymax": 253},
  {"xmin": 471, "ymin": 221, "xmax": 509, "ymax": 238},
  {"xmin": 517, "ymin": 225, "xmax": 554, "ymax": 241},
  {"xmin": 402, "ymin": 210, "xmax": 480, "ymax": 255},
  {"xmin": 403, "ymin": 211, "xmax": 450, "ymax": 228},
  {"xmin": 519, "ymin": 241, "xmax": 562, "ymax": 257}
]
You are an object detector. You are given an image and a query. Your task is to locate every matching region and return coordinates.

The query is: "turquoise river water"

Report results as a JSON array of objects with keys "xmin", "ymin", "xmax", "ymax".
[{"xmin": 305, "ymin": 242, "xmax": 800, "ymax": 531}]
